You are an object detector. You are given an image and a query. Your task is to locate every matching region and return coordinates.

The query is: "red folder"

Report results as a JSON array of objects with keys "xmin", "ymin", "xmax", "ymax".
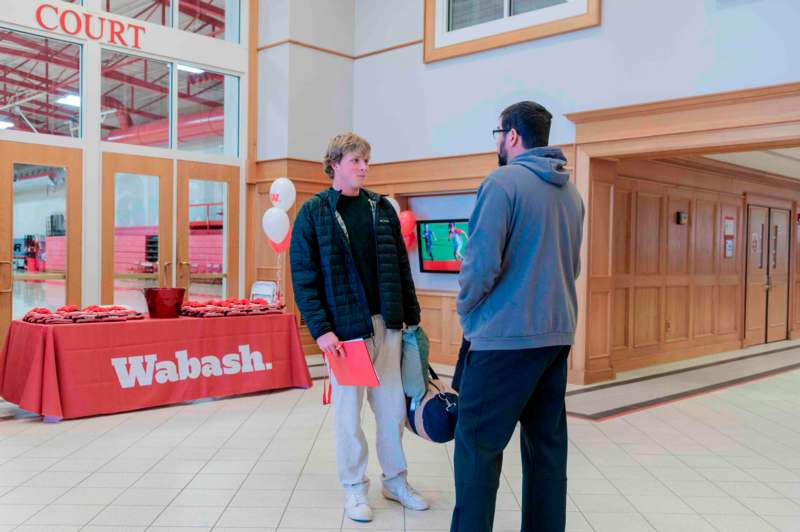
[{"xmin": 325, "ymin": 339, "xmax": 380, "ymax": 387}]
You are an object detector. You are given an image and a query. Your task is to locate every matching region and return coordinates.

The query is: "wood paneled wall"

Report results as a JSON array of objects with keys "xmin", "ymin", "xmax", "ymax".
[
  {"xmin": 417, "ymin": 291, "xmax": 463, "ymax": 365},
  {"xmin": 588, "ymin": 157, "xmax": 800, "ymax": 373}
]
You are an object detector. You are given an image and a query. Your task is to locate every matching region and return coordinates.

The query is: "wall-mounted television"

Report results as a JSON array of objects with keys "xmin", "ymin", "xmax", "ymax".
[{"xmin": 416, "ymin": 219, "xmax": 469, "ymax": 273}]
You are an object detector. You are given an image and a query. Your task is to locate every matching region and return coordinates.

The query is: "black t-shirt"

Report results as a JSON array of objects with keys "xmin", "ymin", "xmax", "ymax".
[{"xmin": 336, "ymin": 191, "xmax": 381, "ymax": 315}]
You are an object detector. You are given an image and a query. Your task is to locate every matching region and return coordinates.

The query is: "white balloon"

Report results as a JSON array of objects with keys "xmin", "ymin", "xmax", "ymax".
[
  {"xmin": 262, "ymin": 207, "xmax": 290, "ymax": 242},
  {"xmin": 270, "ymin": 177, "xmax": 296, "ymax": 211},
  {"xmin": 386, "ymin": 196, "xmax": 401, "ymax": 215}
]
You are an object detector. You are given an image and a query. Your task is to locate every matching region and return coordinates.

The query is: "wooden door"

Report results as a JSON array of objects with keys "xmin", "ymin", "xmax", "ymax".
[
  {"xmin": 766, "ymin": 208, "xmax": 790, "ymax": 342},
  {"xmin": 744, "ymin": 206, "xmax": 768, "ymax": 346},
  {"xmin": 0, "ymin": 141, "xmax": 82, "ymax": 343},
  {"xmin": 176, "ymin": 161, "xmax": 240, "ymax": 301},
  {"xmin": 101, "ymin": 153, "xmax": 174, "ymax": 312}
]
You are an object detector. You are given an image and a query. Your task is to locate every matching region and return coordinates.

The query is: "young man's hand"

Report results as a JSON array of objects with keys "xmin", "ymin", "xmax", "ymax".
[{"xmin": 317, "ymin": 331, "xmax": 345, "ymax": 357}]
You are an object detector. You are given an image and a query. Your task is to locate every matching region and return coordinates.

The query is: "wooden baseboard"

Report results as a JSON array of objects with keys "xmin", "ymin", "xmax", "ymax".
[
  {"xmin": 612, "ymin": 340, "xmax": 743, "ymax": 373},
  {"xmin": 569, "ymin": 367, "xmax": 616, "ymax": 385}
]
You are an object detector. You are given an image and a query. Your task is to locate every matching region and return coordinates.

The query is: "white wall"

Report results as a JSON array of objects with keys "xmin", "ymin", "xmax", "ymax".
[
  {"xmin": 259, "ymin": 45, "xmax": 291, "ymax": 159},
  {"xmin": 13, "ymin": 181, "xmax": 67, "ymax": 238},
  {"xmin": 353, "ymin": 0, "xmax": 800, "ymax": 163},
  {"xmin": 288, "ymin": 46, "xmax": 354, "ymax": 161},
  {"xmin": 290, "ymin": 0, "xmax": 354, "ymax": 55},
  {"xmin": 408, "ymin": 194, "xmax": 475, "ymax": 292},
  {"xmin": 257, "ymin": 0, "xmax": 355, "ymax": 160},
  {"xmin": 354, "ymin": 0, "xmax": 423, "ymax": 55}
]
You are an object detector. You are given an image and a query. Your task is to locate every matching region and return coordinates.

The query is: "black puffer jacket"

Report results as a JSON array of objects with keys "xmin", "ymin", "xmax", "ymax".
[{"xmin": 290, "ymin": 188, "xmax": 421, "ymax": 341}]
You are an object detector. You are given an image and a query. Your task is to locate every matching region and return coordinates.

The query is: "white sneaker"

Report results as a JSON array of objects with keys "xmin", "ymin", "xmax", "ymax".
[
  {"xmin": 382, "ymin": 480, "xmax": 429, "ymax": 511},
  {"xmin": 344, "ymin": 490, "xmax": 373, "ymax": 522}
]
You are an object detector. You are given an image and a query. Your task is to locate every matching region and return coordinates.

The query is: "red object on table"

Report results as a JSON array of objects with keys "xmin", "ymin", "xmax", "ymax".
[
  {"xmin": 0, "ymin": 314, "xmax": 312, "ymax": 420},
  {"xmin": 145, "ymin": 287, "xmax": 185, "ymax": 318}
]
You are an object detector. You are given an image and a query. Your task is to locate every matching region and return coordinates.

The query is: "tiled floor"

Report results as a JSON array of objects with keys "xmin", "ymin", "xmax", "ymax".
[{"xmin": 0, "ymin": 369, "xmax": 799, "ymax": 531}]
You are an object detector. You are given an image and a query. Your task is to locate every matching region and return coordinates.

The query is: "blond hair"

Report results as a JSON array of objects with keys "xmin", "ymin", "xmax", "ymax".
[{"xmin": 323, "ymin": 133, "xmax": 371, "ymax": 178}]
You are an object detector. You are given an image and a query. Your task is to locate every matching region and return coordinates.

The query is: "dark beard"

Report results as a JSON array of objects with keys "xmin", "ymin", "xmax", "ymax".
[{"xmin": 497, "ymin": 147, "xmax": 507, "ymax": 167}]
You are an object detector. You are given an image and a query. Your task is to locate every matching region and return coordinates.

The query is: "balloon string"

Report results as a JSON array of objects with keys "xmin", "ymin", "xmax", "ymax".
[{"xmin": 276, "ymin": 250, "xmax": 283, "ymax": 304}]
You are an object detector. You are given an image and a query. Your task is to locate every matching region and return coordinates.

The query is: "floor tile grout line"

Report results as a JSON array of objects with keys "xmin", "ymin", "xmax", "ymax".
[
  {"xmin": 204, "ymin": 388, "xmax": 312, "ymax": 531},
  {"xmin": 713, "ymin": 384, "xmax": 800, "ymax": 438},
  {"xmin": 639, "ymin": 395, "xmax": 779, "ymax": 529},
  {"xmin": 270, "ymin": 390, "xmax": 337, "ymax": 531},
  {"xmin": 139, "ymin": 391, "xmax": 301, "ymax": 531},
  {"xmin": 11, "ymin": 408, "xmax": 185, "ymax": 531},
  {"xmin": 577, "ymin": 411, "xmax": 731, "ymax": 529},
  {"xmin": 0, "ymin": 410, "xmax": 102, "ymax": 470},
  {"xmin": 673, "ymin": 393, "xmax": 793, "ymax": 472},
  {"xmin": 92, "ymin": 400, "xmax": 232, "ymax": 530},
  {"xmin": 12, "ymin": 414, "xmax": 173, "ymax": 528},
  {"xmin": 665, "ymin": 398, "xmax": 791, "ymax": 530},
  {"xmin": 561, "ymin": 426, "xmax": 609, "ymax": 532}
]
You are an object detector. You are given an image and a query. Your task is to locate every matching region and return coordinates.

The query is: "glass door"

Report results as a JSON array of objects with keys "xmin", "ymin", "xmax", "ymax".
[
  {"xmin": 101, "ymin": 154, "xmax": 174, "ymax": 313},
  {"xmin": 176, "ymin": 161, "xmax": 239, "ymax": 301},
  {"xmin": 0, "ymin": 141, "xmax": 82, "ymax": 342}
]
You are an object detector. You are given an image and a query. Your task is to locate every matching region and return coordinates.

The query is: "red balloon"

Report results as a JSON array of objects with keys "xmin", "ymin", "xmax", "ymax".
[
  {"xmin": 399, "ymin": 210, "xmax": 416, "ymax": 235},
  {"xmin": 269, "ymin": 227, "xmax": 292, "ymax": 253},
  {"xmin": 403, "ymin": 232, "xmax": 416, "ymax": 251}
]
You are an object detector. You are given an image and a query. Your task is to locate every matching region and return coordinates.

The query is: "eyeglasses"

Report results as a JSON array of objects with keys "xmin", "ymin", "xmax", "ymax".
[{"xmin": 492, "ymin": 128, "xmax": 509, "ymax": 139}]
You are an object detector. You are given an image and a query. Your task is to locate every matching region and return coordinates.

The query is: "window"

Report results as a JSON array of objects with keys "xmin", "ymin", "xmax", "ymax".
[
  {"xmin": 448, "ymin": 0, "xmax": 504, "ymax": 31},
  {"xmin": 0, "ymin": 27, "xmax": 82, "ymax": 137},
  {"xmin": 424, "ymin": 0, "xmax": 599, "ymax": 63},
  {"xmin": 103, "ymin": 0, "xmax": 172, "ymax": 27},
  {"xmin": 177, "ymin": 66, "xmax": 238, "ymax": 156},
  {"xmin": 102, "ymin": 0, "xmax": 240, "ymax": 42},
  {"xmin": 101, "ymin": 50, "xmax": 171, "ymax": 148},
  {"xmin": 178, "ymin": 0, "xmax": 240, "ymax": 43}
]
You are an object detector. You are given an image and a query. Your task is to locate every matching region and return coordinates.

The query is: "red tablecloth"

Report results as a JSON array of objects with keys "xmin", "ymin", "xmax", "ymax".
[{"xmin": 0, "ymin": 314, "xmax": 312, "ymax": 420}]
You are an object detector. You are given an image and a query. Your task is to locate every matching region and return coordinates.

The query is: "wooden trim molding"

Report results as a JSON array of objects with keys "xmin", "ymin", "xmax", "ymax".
[
  {"xmin": 570, "ymin": 82, "xmax": 800, "ymax": 384},
  {"xmin": 566, "ymin": 82, "xmax": 800, "ymax": 148},
  {"xmin": 257, "ymin": 39, "xmax": 422, "ymax": 61},
  {"xmin": 355, "ymin": 40, "xmax": 423, "ymax": 60},
  {"xmin": 0, "ymin": 141, "xmax": 82, "ymax": 343},
  {"xmin": 176, "ymin": 160, "xmax": 240, "ymax": 299},
  {"xmin": 258, "ymin": 39, "xmax": 353, "ymax": 60},
  {"xmin": 245, "ymin": 0, "xmax": 259, "ymax": 294},
  {"xmin": 252, "ymin": 158, "xmax": 329, "ymax": 185},
  {"xmin": 423, "ymin": 0, "xmax": 600, "ymax": 64},
  {"xmin": 100, "ymin": 153, "xmax": 174, "ymax": 305}
]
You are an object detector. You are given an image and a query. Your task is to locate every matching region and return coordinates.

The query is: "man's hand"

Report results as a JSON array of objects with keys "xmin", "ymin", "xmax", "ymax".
[{"xmin": 317, "ymin": 331, "xmax": 344, "ymax": 357}]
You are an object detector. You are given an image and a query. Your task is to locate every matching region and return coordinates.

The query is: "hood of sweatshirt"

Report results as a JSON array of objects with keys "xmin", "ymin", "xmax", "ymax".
[{"xmin": 510, "ymin": 146, "xmax": 570, "ymax": 187}]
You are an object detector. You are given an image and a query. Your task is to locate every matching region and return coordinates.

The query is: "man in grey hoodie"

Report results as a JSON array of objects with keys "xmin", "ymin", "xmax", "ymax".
[{"xmin": 450, "ymin": 102, "xmax": 584, "ymax": 532}]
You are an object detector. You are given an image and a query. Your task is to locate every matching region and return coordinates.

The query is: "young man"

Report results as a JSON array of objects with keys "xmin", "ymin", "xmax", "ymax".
[
  {"xmin": 422, "ymin": 223, "xmax": 436, "ymax": 260},
  {"xmin": 451, "ymin": 102, "xmax": 585, "ymax": 532},
  {"xmin": 448, "ymin": 222, "xmax": 467, "ymax": 261},
  {"xmin": 290, "ymin": 133, "xmax": 429, "ymax": 523}
]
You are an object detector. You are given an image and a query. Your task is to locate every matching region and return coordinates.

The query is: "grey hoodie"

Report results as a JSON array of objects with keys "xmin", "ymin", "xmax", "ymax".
[{"xmin": 457, "ymin": 147, "xmax": 585, "ymax": 351}]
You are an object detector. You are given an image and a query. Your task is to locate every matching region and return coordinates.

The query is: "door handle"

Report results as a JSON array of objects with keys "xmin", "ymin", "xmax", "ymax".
[
  {"xmin": 772, "ymin": 225, "xmax": 778, "ymax": 270},
  {"xmin": 0, "ymin": 261, "xmax": 11, "ymax": 293}
]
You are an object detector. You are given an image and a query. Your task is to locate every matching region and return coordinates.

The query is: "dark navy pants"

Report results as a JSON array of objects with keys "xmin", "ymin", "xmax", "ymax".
[{"xmin": 450, "ymin": 345, "xmax": 570, "ymax": 532}]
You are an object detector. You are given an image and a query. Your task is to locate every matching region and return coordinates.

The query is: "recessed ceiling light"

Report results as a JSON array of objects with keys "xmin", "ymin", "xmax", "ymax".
[
  {"xmin": 0, "ymin": 120, "xmax": 14, "ymax": 129},
  {"xmin": 177, "ymin": 64, "xmax": 205, "ymax": 74},
  {"xmin": 56, "ymin": 94, "xmax": 81, "ymax": 107}
]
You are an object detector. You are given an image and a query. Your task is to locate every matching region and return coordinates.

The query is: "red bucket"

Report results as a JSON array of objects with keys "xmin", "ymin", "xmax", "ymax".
[{"xmin": 144, "ymin": 288, "xmax": 185, "ymax": 319}]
